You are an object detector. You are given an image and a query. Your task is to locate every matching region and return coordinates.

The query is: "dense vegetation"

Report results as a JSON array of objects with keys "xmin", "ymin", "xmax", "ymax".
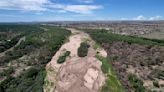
[
  {"xmin": 0, "ymin": 25, "xmax": 43, "ymax": 53},
  {"xmin": 0, "ymin": 25, "xmax": 42, "ymax": 32},
  {"xmin": 0, "ymin": 25, "xmax": 71, "ymax": 92},
  {"xmin": 0, "ymin": 26, "xmax": 70, "ymax": 65},
  {"xmin": 0, "ymin": 35, "xmax": 22, "ymax": 53},
  {"xmin": 57, "ymin": 51, "xmax": 70, "ymax": 64},
  {"xmin": 0, "ymin": 67, "xmax": 45, "ymax": 92},
  {"xmin": 78, "ymin": 42, "xmax": 89, "ymax": 57},
  {"xmin": 84, "ymin": 29, "xmax": 164, "ymax": 46},
  {"xmin": 0, "ymin": 67, "xmax": 14, "ymax": 77}
]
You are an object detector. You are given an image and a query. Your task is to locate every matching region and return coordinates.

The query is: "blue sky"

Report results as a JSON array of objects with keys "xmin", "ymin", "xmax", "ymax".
[{"xmin": 0, "ymin": 0, "xmax": 164, "ymax": 22}]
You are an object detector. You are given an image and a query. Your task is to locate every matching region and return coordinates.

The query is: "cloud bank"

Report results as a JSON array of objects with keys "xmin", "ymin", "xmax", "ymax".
[
  {"xmin": 121, "ymin": 15, "xmax": 163, "ymax": 20},
  {"xmin": 0, "ymin": 0, "xmax": 102, "ymax": 14}
]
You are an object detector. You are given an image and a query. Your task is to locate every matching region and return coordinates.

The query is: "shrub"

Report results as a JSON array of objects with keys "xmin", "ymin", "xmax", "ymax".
[
  {"xmin": 153, "ymin": 81, "xmax": 159, "ymax": 88},
  {"xmin": 0, "ymin": 76, "xmax": 14, "ymax": 91},
  {"xmin": 150, "ymin": 69, "xmax": 164, "ymax": 79},
  {"xmin": 96, "ymin": 55, "xmax": 110, "ymax": 74},
  {"xmin": 23, "ymin": 67, "xmax": 38, "ymax": 78},
  {"xmin": 57, "ymin": 51, "xmax": 70, "ymax": 64},
  {"xmin": 78, "ymin": 42, "xmax": 89, "ymax": 57},
  {"xmin": 0, "ymin": 67, "xmax": 14, "ymax": 77},
  {"xmin": 128, "ymin": 74, "xmax": 145, "ymax": 92}
]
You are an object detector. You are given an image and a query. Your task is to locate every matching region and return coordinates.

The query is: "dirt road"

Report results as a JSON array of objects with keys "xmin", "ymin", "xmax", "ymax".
[
  {"xmin": 0, "ymin": 37, "xmax": 25, "ymax": 58},
  {"xmin": 44, "ymin": 28, "xmax": 107, "ymax": 92}
]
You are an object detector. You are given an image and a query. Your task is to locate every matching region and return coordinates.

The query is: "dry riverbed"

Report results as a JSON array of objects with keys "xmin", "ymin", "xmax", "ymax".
[{"xmin": 44, "ymin": 28, "xmax": 107, "ymax": 92}]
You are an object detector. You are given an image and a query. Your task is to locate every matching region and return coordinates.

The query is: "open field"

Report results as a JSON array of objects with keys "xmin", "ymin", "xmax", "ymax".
[
  {"xmin": 142, "ymin": 31, "xmax": 164, "ymax": 40},
  {"xmin": 46, "ymin": 21, "xmax": 164, "ymax": 36}
]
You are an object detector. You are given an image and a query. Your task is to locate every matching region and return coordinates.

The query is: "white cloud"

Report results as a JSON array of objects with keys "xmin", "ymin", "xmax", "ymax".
[
  {"xmin": 134, "ymin": 15, "xmax": 146, "ymax": 20},
  {"xmin": 120, "ymin": 16, "xmax": 164, "ymax": 21},
  {"xmin": 149, "ymin": 16, "xmax": 163, "ymax": 20},
  {"xmin": 0, "ymin": 0, "xmax": 49, "ymax": 11},
  {"xmin": 0, "ymin": 14, "xmax": 23, "ymax": 17},
  {"xmin": 132, "ymin": 15, "xmax": 163, "ymax": 20},
  {"xmin": 0, "ymin": 0, "xmax": 102, "ymax": 14},
  {"xmin": 48, "ymin": 4, "xmax": 102, "ymax": 14},
  {"xmin": 63, "ymin": 5, "xmax": 102, "ymax": 14},
  {"xmin": 78, "ymin": 0, "xmax": 94, "ymax": 3}
]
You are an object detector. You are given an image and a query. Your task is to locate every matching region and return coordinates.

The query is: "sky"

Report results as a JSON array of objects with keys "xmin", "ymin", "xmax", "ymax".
[{"xmin": 0, "ymin": 0, "xmax": 164, "ymax": 22}]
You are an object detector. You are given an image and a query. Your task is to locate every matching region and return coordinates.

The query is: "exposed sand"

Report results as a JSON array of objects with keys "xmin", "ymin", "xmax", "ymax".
[{"xmin": 44, "ymin": 28, "xmax": 107, "ymax": 92}]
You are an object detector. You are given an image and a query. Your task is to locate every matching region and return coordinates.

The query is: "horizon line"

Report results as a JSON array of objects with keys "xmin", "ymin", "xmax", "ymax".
[{"xmin": 0, "ymin": 20, "xmax": 164, "ymax": 23}]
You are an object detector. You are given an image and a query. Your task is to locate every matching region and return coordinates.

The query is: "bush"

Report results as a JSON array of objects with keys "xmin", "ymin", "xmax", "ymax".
[
  {"xmin": 0, "ymin": 67, "xmax": 14, "ymax": 77},
  {"xmin": 57, "ymin": 51, "xmax": 70, "ymax": 64},
  {"xmin": 23, "ymin": 67, "xmax": 38, "ymax": 78},
  {"xmin": 96, "ymin": 55, "xmax": 110, "ymax": 74},
  {"xmin": 78, "ymin": 42, "xmax": 89, "ymax": 57},
  {"xmin": 150, "ymin": 69, "xmax": 164, "ymax": 79},
  {"xmin": 128, "ymin": 74, "xmax": 145, "ymax": 92},
  {"xmin": 0, "ymin": 76, "xmax": 15, "ymax": 91},
  {"xmin": 153, "ymin": 81, "xmax": 159, "ymax": 88}
]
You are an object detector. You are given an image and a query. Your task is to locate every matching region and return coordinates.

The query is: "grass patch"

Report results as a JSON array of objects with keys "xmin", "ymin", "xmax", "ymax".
[
  {"xmin": 57, "ymin": 51, "xmax": 70, "ymax": 64},
  {"xmin": 82, "ymin": 38, "xmax": 90, "ymax": 43},
  {"xmin": 93, "ymin": 43, "xmax": 101, "ymax": 50},
  {"xmin": 96, "ymin": 55, "xmax": 126, "ymax": 92}
]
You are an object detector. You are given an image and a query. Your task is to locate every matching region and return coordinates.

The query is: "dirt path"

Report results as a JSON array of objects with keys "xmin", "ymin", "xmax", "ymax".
[
  {"xmin": 44, "ymin": 28, "xmax": 107, "ymax": 92},
  {"xmin": 0, "ymin": 37, "xmax": 25, "ymax": 58}
]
